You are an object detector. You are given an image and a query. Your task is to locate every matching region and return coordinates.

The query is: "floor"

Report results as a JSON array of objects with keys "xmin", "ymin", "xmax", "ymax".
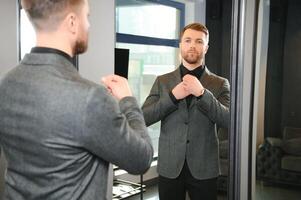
[
  {"xmin": 124, "ymin": 181, "xmax": 301, "ymax": 200},
  {"xmin": 123, "ymin": 184, "xmax": 227, "ymax": 200},
  {"xmin": 255, "ymin": 181, "xmax": 301, "ymax": 200}
]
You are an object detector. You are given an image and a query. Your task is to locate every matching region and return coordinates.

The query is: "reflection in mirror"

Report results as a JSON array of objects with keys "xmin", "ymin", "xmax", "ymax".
[
  {"xmin": 114, "ymin": 0, "xmax": 184, "ymax": 199},
  {"xmin": 114, "ymin": 0, "xmax": 232, "ymax": 200},
  {"xmin": 254, "ymin": 0, "xmax": 301, "ymax": 199},
  {"xmin": 116, "ymin": 0, "xmax": 183, "ymax": 160}
]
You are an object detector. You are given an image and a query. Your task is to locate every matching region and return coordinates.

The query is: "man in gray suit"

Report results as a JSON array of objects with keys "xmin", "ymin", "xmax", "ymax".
[
  {"xmin": 0, "ymin": 0, "xmax": 153, "ymax": 199},
  {"xmin": 142, "ymin": 23, "xmax": 230, "ymax": 200}
]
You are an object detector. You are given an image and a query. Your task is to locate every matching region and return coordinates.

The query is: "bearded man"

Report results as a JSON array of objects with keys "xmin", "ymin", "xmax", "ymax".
[
  {"xmin": 0, "ymin": 1, "xmax": 153, "ymax": 199},
  {"xmin": 142, "ymin": 22, "xmax": 230, "ymax": 200}
]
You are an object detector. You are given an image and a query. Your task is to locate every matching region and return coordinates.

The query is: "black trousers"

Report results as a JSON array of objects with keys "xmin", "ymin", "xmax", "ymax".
[{"xmin": 158, "ymin": 161, "xmax": 217, "ymax": 200}]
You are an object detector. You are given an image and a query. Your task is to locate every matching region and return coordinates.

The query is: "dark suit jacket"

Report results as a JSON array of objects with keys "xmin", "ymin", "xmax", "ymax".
[
  {"xmin": 142, "ymin": 67, "xmax": 229, "ymax": 180},
  {"xmin": 0, "ymin": 52, "xmax": 153, "ymax": 200}
]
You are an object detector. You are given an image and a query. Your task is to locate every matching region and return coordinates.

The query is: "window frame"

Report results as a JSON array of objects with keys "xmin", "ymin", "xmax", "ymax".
[{"xmin": 116, "ymin": 0, "xmax": 185, "ymax": 48}]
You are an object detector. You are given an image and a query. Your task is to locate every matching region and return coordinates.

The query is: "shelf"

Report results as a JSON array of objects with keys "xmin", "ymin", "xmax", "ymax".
[{"xmin": 112, "ymin": 179, "xmax": 145, "ymax": 200}]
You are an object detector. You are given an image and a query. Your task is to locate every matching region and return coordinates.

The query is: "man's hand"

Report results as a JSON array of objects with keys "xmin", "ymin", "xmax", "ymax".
[
  {"xmin": 172, "ymin": 82, "xmax": 190, "ymax": 100},
  {"xmin": 101, "ymin": 75, "xmax": 132, "ymax": 100},
  {"xmin": 182, "ymin": 74, "xmax": 205, "ymax": 97}
]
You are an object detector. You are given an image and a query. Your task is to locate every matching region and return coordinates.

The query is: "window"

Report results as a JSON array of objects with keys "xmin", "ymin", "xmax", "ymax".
[
  {"xmin": 116, "ymin": 1, "xmax": 180, "ymax": 39},
  {"xmin": 116, "ymin": 0, "xmax": 185, "ymax": 157}
]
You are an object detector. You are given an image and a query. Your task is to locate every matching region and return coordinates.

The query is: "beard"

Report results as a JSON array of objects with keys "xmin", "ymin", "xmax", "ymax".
[
  {"xmin": 182, "ymin": 51, "xmax": 202, "ymax": 65},
  {"xmin": 73, "ymin": 38, "xmax": 88, "ymax": 55}
]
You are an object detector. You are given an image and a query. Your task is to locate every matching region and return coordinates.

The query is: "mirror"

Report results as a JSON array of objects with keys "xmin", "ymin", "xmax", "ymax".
[
  {"xmin": 114, "ymin": 0, "xmax": 232, "ymax": 200},
  {"xmin": 254, "ymin": 0, "xmax": 301, "ymax": 199}
]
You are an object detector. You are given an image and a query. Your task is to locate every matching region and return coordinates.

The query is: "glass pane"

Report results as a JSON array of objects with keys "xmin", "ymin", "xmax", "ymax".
[
  {"xmin": 116, "ymin": 0, "xmax": 180, "ymax": 39},
  {"xmin": 117, "ymin": 43, "xmax": 180, "ymax": 156},
  {"xmin": 20, "ymin": 9, "xmax": 36, "ymax": 59},
  {"xmin": 255, "ymin": 0, "xmax": 301, "ymax": 199}
]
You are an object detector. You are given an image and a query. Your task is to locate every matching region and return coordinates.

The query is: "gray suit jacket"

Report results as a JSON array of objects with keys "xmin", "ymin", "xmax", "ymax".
[
  {"xmin": 142, "ymin": 67, "xmax": 229, "ymax": 180},
  {"xmin": 0, "ymin": 53, "xmax": 153, "ymax": 200}
]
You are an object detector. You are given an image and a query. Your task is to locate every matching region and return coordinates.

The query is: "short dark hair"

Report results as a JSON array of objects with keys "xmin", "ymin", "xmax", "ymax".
[
  {"xmin": 21, "ymin": 0, "xmax": 84, "ymax": 31},
  {"xmin": 180, "ymin": 23, "xmax": 209, "ymax": 43}
]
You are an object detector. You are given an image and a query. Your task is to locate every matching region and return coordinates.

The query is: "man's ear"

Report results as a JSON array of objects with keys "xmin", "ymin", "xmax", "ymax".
[
  {"xmin": 65, "ymin": 13, "xmax": 78, "ymax": 35},
  {"xmin": 204, "ymin": 44, "xmax": 209, "ymax": 54}
]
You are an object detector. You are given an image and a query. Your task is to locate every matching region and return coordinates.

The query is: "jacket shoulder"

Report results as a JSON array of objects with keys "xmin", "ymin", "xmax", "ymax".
[
  {"xmin": 156, "ymin": 69, "xmax": 179, "ymax": 83},
  {"xmin": 206, "ymin": 70, "xmax": 229, "ymax": 86}
]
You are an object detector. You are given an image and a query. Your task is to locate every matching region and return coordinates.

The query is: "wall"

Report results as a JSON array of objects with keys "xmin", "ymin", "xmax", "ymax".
[
  {"xmin": 281, "ymin": 0, "xmax": 301, "ymax": 129},
  {"xmin": 173, "ymin": 0, "xmax": 199, "ymax": 25},
  {"xmin": 0, "ymin": 1, "xmax": 18, "ymax": 77},
  {"xmin": 205, "ymin": 0, "xmax": 232, "ymax": 80},
  {"xmin": 194, "ymin": 0, "xmax": 206, "ymax": 24},
  {"xmin": 79, "ymin": 0, "xmax": 115, "ymax": 82},
  {"xmin": 264, "ymin": 0, "xmax": 301, "ymax": 137},
  {"xmin": 264, "ymin": 0, "xmax": 287, "ymax": 137}
]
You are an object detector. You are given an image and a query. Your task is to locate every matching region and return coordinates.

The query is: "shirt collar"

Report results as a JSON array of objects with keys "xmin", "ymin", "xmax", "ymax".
[
  {"xmin": 31, "ymin": 47, "xmax": 76, "ymax": 68},
  {"xmin": 180, "ymin": 63, "xmax": 205, "ymax": 79}
]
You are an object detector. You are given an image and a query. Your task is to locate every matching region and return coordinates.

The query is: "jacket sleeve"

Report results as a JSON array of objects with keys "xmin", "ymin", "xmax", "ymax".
[
  {"xmin": 141, "ymin": 77, "xmax": 178, "ymax": 127},
  {"xmin": 196, "ymin": 78, "xmax": 230, "ymax": 128},
  {"xmin": 80, "ymin": 86, "xmax": 153, "ymax": 175}
]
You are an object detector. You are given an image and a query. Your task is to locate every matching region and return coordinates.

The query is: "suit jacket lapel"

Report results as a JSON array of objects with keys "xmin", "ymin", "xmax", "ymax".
[
  {"xmin": 170, "ymin": 67, "xmax": 182, "ymax": 84},
  {"xmin": 170, "ymin": 67, "xmax": 189, "ymax": 116},
  {"xmin": 199, "ymin": 67, "xmax": 211, "ymax": 89}
]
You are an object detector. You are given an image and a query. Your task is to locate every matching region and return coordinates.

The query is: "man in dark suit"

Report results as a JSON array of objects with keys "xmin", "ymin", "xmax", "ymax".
[
  {"xmin": 0, "ymin": 0, "xmax": 153, "ymax": 199},
  {"xmin": 142, "ymin": 23, "xmax": 230, "ymax": 200}
]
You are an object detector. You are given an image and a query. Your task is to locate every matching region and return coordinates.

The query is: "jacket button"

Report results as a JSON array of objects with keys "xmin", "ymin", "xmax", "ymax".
[
  {"xmin": 187, "ymin": 140, "xmax": 190, "ymax": 144},
  {"xmin": 184, "ymin": 121, "xmax": 188, "ymax": 125}
]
